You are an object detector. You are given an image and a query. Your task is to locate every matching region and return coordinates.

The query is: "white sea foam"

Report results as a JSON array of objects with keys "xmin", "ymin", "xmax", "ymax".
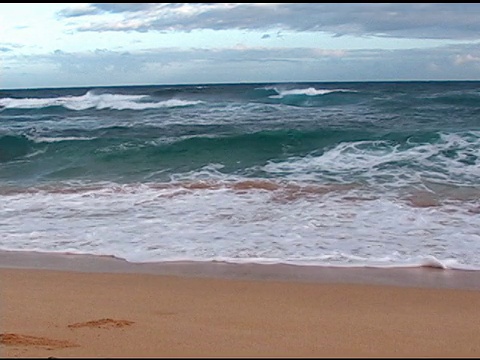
[
  {"xmin": 1, "ymin": 180, "xmax": 479, "ymax": 270},
  {"xmin": 267, "ymin": 87, "xmax": 355, "ymax": 99},
  {"xmin": 0, "ymin": 91, "xmax": 203, "ymax": 111},
  {"xmin": 263, "ymin": 131, "xmax": 480, "ymax": 187},
  {"xmin": 26, "ymin": 135, "xmax": 96, "ymax": 143}
]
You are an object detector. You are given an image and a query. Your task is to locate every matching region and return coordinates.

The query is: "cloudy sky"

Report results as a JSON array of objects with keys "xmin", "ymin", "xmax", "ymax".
[{"xmin": 2, "ymin": 3, "xmax": 480, "ymax": 89}]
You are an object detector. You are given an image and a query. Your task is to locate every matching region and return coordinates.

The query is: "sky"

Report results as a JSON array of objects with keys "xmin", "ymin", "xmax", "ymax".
[{"xmin": 2, "ymin": 3, "xmax": 480, "ymax": 89}]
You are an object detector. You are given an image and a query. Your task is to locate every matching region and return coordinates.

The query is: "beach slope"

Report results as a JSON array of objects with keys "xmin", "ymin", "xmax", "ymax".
[{"xmin": 2, "ymin": 255, "xmax": 480, "ymax": 357}]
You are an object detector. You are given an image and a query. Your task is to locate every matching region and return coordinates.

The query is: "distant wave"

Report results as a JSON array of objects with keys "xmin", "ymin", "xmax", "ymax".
[
  {"xmin": 26, "ymin": 135, "xmax": 96, "ymax": 143},
  {"xmin": 427, "ymin": 92, "xmax": 480, "ymax": 107},
  {"xmin": 0, "ymin": 91, "xmax": 203, "ymax": 111},
  {"xmin": 267, "ymin": 86, "xmax": 356, "ymax": 99},
  {"xmin": 249, "ymin": 86, "xmax": 361, "ymax": 107}
]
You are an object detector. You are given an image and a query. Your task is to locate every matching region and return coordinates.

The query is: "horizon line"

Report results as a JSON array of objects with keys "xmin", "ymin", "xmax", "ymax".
[{"xmin": 2, "ymin": 79, "xmax": 480, "ymax": 92}]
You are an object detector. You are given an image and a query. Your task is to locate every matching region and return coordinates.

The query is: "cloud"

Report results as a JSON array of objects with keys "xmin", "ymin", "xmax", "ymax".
[
  {"xmin": 1, "ymin": 44, "xmax": 353, "ymax": 88},
  {"xmin": 49, "ymin": 45, "xmax": 349, "ymax": 71},
  {"xmin": 90, "ymin": 3, "xmax": 158, "ymax": 13},
  {"xmin": 57, "ymin": 3, "xmax": 480, "ymax": 40},
  {"xmin": 4, "ymin": 40, "xmax": 480, "ymax": 89},
  {"xmin": 0, "ymin": 42, "xmax": 23, "ymax": 52},
  {"xmin": 454, "ymin": 54, "xmax": 480, "ymax": 65},
  {"xmin": 56, "ymin": 4, "xmax": 100, "ymax": 18}
]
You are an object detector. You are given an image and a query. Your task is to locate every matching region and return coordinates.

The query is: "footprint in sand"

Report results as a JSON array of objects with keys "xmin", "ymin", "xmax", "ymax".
[
  {"xmin": 0, "ymin": 333, "xmax": 78, "ymax": 349},
  {"xmin": 67, "ymin": 318, "xmax": 134, "ymax": 329}
]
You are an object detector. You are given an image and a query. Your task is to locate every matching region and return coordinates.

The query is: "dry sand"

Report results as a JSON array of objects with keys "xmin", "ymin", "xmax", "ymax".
[{"xmin": 1, "ymin": 251, "xmax": 480, "ymax": 358}]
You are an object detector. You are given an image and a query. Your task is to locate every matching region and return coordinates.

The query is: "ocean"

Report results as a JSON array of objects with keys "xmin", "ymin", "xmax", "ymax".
[{"xmin": 1, "ymin": 81, "xmax": 479, "ymax": 270}]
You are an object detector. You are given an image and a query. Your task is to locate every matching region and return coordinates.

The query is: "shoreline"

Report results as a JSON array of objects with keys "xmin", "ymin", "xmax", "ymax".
[
  {"xmin": 1, "ymin": 249, "xmax": 479, "ymax": 290},
  {"xmin": 2, "ymin": 250, "xmax": 480, "ymax": 357}
]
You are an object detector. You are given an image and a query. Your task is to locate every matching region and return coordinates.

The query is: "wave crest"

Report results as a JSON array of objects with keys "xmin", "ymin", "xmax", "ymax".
[
  {"xmin": 0, "ymin": 91, "xmax": 203, "ymax": 111},
  {"xmin": 268, "ymin": 86, "xmax": 355, "ymax": 99}
]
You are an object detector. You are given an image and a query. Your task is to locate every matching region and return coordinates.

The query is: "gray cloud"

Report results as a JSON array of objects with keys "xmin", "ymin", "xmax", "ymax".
[
  {"xmin": 57, "ymin": 3, "xmax": 480, "ymax": 40},
  {"xmin": 0, "ymin": 42, "xmax": 23, "ymax": 52},
  {"xmin": 56, "ymin": 4, "xmax": 100, "ymax": 18},
  {"xmin": 92, "ymin": 3, "xmax": 159, "ymax": 13},
  {"xmin": 3, "ymin": 41, "xmax": 480, "ymax": 89}
]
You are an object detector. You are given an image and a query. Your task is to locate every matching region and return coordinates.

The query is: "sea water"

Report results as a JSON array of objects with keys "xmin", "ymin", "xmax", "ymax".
[{"xmin": 1, "ymin": 81, "xmax": 479, "ymax": 270}]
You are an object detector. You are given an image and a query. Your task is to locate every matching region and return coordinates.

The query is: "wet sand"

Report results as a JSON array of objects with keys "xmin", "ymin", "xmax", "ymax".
[{"xmin": 1, "ymin": 251, "xmax": 480, "ymax": 357}]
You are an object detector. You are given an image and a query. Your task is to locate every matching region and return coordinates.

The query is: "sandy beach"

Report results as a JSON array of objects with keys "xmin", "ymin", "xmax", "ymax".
[{"xmin": 1, "ymin": 251, "xmax": 480, "ymax": 358}]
